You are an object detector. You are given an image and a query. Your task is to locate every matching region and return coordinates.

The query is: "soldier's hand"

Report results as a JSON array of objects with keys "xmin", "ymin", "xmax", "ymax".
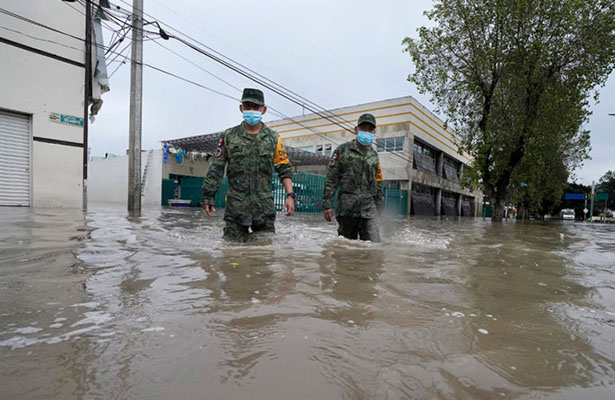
[
  {"xmin": 203, "ymin": 204, "xmax": 216, "ymax": 216},
  {"xmin": 324, "ymin": 208, "xmax": 334, "ymax": 222},
  {"xmin": 283, "ymin": 197, "xmax": 295, "ymax": 216}
]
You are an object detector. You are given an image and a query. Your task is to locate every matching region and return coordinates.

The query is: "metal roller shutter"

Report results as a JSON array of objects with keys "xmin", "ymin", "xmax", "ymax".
[{"xmin": 0, "ymin": 109, "xmax": 30, "ymax": 206}]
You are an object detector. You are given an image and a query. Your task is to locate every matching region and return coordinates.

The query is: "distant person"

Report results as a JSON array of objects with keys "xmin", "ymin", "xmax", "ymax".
[
  {"xmin": 322, "ymin": 113, "xmax": 384, "ymax": 242},
  {"xmin": 201, "ymin": 88, "xmax": 295, "ymax": 241}
]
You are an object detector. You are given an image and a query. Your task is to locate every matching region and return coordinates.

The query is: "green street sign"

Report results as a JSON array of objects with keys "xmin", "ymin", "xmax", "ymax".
[
  {"xmin": 49, "ymin": 112, "xmax": 84, "ymax": 127},
  {"xmin": 596, "ymin": 193, "xmax": 608, "ymax": 201}
]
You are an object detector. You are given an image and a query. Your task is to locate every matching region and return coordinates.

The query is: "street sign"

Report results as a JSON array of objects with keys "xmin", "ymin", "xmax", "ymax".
[
  {"xmin": 584, "ymin": 208, "xmax": 589, "ymax": 214},
  {"xmin": 596, "ymin": 193, "xmax": 608, "ymax": 201},
  {"xmin": 565, "ymin": 193, "xmax": 585, "ymax": 200},
  {"xmin": 49, "ymin": 112, "xmax": 84, "ymax": 127}
]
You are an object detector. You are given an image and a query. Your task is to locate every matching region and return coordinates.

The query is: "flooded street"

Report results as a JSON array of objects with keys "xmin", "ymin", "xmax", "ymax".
[{"xmin": 1, "ymin": 205, "xmax": 615, "ymax": 399}]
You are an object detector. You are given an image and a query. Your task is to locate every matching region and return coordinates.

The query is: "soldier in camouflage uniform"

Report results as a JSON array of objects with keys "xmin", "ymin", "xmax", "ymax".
[
  {"xmin": 202, "ymin": 88, "xmax": 296, "ymax": 242},
  {"xmin": 323, "ymin": 113, "xmax": 384, "ymax": 242}
]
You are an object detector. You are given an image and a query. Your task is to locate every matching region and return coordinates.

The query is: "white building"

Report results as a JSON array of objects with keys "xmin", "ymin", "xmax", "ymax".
[
  {"xmin": 269, "ymin": 96, "xmax": 483, "ymax": 216},
  {"xmin": 0, "ymin": 0, "xmax": 108, "ymax": 207}
]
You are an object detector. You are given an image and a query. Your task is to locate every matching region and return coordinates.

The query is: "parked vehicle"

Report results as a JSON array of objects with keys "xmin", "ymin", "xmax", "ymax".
[{"xmin": 560, "ymin": 208, "xmax": 575, "ymax": 220}]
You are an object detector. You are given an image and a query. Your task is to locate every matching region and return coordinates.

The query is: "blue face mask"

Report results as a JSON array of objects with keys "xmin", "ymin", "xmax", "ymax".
[
  {"xmin": 357, "ymin": 131, "xmax": 374, "ymax": 146},
  {"xmin": 243, "ymin": 111, "xmax": 262, "ymax": 126}
]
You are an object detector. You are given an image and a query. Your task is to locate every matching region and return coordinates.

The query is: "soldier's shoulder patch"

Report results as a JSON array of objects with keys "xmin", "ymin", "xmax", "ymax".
[
  {"xmin": 328, "ymin": 152, "xmax": 339, "ymax": 167},
  {"xmin": 214, "ymin": 147, "xmax": 223, "ymax": 158},
  {"xmin": 218, "ymin": 138, "xmax": 224, "ymax": 147}
]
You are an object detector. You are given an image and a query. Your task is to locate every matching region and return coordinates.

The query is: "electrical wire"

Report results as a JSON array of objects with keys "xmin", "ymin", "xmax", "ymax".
[
  {"xmin": 111, "ymin": 0, "xmax": 358, "ymax": 130},
  {"xmin": 1, "ymin": 4, "xmax": 416, "ymax": 175},
  {"xmin": 107, "ymin": 1, "xmax": 418, "ymax": 168}
]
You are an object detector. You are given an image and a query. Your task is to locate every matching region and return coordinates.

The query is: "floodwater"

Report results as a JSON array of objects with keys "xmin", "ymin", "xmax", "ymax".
[{"xmin": 1, "ymin": 205, "xmax": 615, "ymax": 400}]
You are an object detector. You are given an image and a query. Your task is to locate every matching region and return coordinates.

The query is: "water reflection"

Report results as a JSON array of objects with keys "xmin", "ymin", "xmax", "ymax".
[
  {"xmin": 1, "ymin": 205, "xmax": 615, "ymax": 399},
  {"xmin": 317, "ymin": 242, "xmax": 384, "ymax": 325},
  {"xmin": 444, "ymin": 222, "xmax": 615, "ymax": 397}
]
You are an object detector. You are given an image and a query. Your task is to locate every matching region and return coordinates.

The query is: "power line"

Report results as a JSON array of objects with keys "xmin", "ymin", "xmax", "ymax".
[
  {"xmin": 1, "ymin": 5, "xmax": 415, "ymax": 174},
  {"xmin": 107, "ymin": 1, "xmax": 417, "ymax": 168},
  {"xmin": 110, "ymin": 0, "xmax": 359, "ymax": 130}
]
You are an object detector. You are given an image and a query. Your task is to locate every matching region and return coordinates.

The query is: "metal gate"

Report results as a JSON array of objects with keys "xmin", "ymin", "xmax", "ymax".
[{"xmin": 0, "ymin": 110, "xmax": 30, "ymax": 206}]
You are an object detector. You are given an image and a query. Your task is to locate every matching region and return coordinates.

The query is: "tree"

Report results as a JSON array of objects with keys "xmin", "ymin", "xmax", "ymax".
[
  {"xmin": 597, "ymin": 170, "xmax": 615, "ymax": 209},
  {"xmin": 403, "ymin": 0, "xmax": 615, "ymax": 221},
  {"xmin": 550, "ymin": 181, "xmax": 591, "ymax": 218}
]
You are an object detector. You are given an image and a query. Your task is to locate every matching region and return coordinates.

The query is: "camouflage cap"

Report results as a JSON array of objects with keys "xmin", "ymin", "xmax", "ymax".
[
  {"xmin": 357, "ymin": 113, "xmax": 376, "ymax": 128},
  {"xmin": 241, "ymin": 88, "xmax": 265, "ymax": 106}
]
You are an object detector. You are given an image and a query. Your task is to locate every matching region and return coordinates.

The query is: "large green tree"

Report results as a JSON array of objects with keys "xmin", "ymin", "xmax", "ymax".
[
  {"xmin": 597, "ymin": 170, "xmax": 615, "ymax": 209},
  {"xmin": 404, "ymin": 0, "xmax": 615, "ymax": 221}
]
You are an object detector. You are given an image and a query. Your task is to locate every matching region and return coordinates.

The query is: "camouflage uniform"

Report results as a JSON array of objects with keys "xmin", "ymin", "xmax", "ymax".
[
  {"xmin": 202, "ymin": 123, "xmax": 292, "ymax": 241},
  {"xmin": 323, "ymin": 139, "xmax": 384, "ymax": 242}
]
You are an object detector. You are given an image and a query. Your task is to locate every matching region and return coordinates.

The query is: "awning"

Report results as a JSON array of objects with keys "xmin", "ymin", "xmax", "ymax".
[{"xmin": 163, "ymin": 131, "xmax": 331, "ymax": 167}]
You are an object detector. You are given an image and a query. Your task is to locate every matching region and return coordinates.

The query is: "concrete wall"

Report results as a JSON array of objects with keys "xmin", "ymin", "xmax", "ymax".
[
  {"xmin": 89, "ymin": 149, "xmax": 213, "ymax": 206},
  {"xmin": 89, "ymin": 150, "xmax": 162, "ymax": 206},
  {"xmin": 0, "ymin": 0, "xmax": 89, "ymax": 208}
]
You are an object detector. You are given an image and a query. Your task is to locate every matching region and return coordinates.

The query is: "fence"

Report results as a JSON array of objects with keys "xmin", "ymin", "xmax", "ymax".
[{"xmin": 168, "ymin": 172, "xmax": 408, "ymax": 216}]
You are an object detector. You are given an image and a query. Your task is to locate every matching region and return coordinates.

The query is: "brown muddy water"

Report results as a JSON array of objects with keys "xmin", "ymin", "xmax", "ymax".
[{"xmin": 1, "ymin": 204, "xmax": 614, "ymax": 399}]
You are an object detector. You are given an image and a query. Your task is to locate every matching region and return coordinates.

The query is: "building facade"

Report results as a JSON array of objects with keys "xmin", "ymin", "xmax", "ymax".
[
  {"xmin": 0, "ymin": 0, "xmax": 108, "ymax": 208},
  {"xmin": 268, "ymin": 96, "xmax": 482, "ymax": 216}
]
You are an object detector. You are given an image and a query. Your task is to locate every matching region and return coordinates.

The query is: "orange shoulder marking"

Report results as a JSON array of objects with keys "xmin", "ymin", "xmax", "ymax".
[{"xmin": 274, "ymin": 137, "xmax": 289, "ymax": 165}]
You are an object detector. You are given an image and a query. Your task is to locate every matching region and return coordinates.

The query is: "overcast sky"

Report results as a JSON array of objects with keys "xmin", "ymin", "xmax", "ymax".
[{"xmin": 89, "ymin": 0, "xmax": 614, "ymax": 185}]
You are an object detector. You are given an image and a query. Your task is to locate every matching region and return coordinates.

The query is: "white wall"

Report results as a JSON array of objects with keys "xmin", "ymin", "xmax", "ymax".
[
  {"xmin": 0, "ymin": 0, "xmax": 88, "ymax": 208},
  {"xmin": 89, "ymin": 150, "xmax": 163, "ymax": 206}
]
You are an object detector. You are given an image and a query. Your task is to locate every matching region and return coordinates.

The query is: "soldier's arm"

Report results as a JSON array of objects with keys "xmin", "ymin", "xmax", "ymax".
[
  {"xmin": 201, "ymin": 133, "xmax": 228, "ymax": 206},
  {"xmin": 273, "ymin": 137, "xmax": 292, "ymax": 182},
  {"xmin": 375, "ymin": 161, "xmax": 385, "ymax": 215},
  {"xmin": 323, "ymin": 147, "xmax": 341, "ymax": 210}
]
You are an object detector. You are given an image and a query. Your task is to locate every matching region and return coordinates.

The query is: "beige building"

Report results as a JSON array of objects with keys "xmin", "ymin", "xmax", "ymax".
[{"xmin": 268, "ymin": 96, "xmax": 482, "ymax": 216}]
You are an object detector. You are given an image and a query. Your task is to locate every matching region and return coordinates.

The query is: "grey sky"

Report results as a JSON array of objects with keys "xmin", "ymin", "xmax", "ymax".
[{"xmin": 89, "ymin": 0, "xmax": 614, "ymax": 185}]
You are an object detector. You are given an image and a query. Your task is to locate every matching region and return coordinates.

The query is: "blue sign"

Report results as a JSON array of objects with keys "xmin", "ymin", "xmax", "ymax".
[
  {"xmin": 49, "ymin": 112, "xmax": 84, "ymax": 127},
  {"xmin": 60, "ymin": 114, "xmax": 84, "ymax": 127},
  {"xmin": 565, "ymin": 193, "xmax": 585, "ymax": 200}
]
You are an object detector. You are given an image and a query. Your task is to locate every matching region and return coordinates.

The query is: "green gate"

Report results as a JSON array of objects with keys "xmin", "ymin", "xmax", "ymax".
[
  {"xmin": 180, "ymin": 177, "xmax": 205, "ymax": 207},
  {"xmin": 272, "ymin": 172, "xmax": 328, "ymax": 212},
  {"xmin": 383, "ymin": 188, "xmax": 408, "ymax": 217},
  {"xmin": 166, "ymin": 171, "xmax": 408, "ymax": 217}
]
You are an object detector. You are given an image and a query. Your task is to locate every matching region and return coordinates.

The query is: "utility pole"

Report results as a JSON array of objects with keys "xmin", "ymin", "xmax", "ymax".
[
  {"xmin": 83, "ymin": 0, "xmax": 92, "ymax": 210},
  {"xmin": 589, "ymin": 181, "xmax": 595, "ymax": 222},
  {"xmin": 128, "ymin": 0, "xmax": 144, "ymax": 212}
]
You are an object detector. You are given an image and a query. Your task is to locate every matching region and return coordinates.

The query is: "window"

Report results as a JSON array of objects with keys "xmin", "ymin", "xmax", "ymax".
[
  {"xmin": 413, "ymin": 141, "xmax": 437, "ymax": 174},
  {"xmin": 413, "ymin": 141, "xmax": 435, "ymax": 158},
  {"xmin": 376, "ymin": 136, "xmax": 404, "ymax": 153},
  {"xmin": 442, "ymin": 191, "xmax": 458, "ymax": 199},
  {"xmin": 316, "ymin": 144, "xmax": 323, "ymax": 154},
  {"xmin": 324, "ymin": 143, "xmax": 332, "ymax": 157},
  {"xmin": 443, "ymin": 156, "xmax": 459, "ymax": 182},
  {"xmin": 412, "ymin": 183, "xmax": 435, "ymax": 195},
  {"xmin": 298, "ymin": 145, "xmax": 314, "ymax": 153}
]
